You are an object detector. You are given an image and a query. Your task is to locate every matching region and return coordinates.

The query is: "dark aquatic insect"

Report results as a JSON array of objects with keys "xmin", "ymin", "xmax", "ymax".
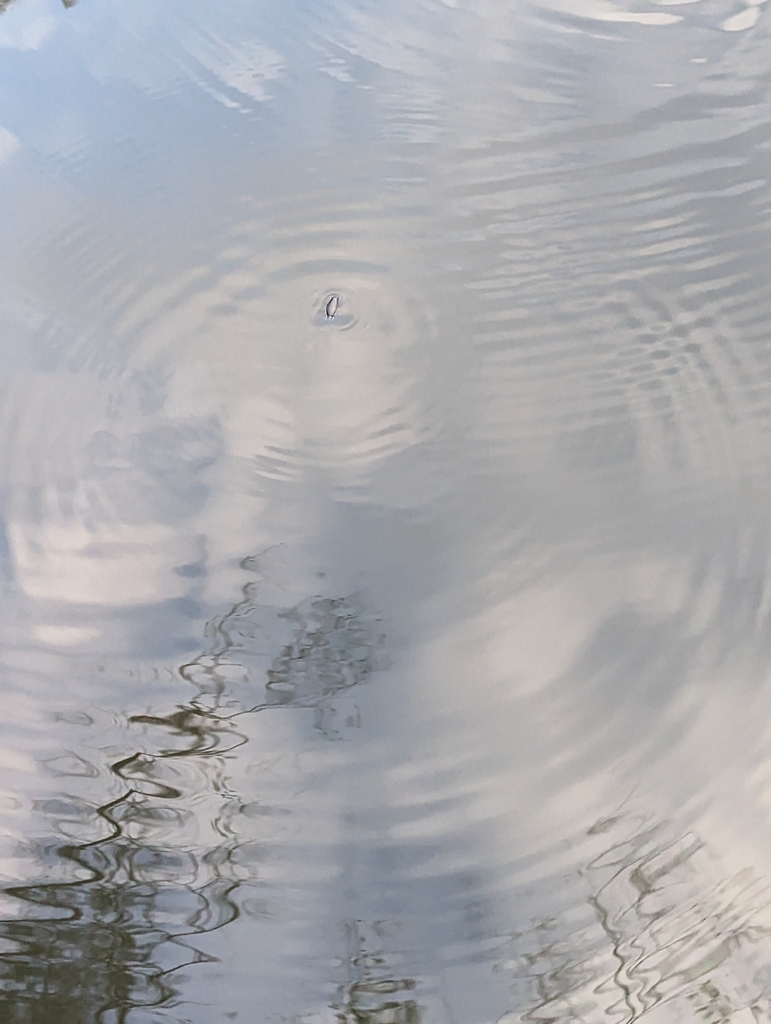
[{"xmin": 325, "ymin": 294, "xmax": 340, "ymax": 319}]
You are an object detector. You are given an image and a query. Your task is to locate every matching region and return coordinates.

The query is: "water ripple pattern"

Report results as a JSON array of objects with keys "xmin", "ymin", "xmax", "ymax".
[{"xmin": 0, "ymin": 0, "xmax": 770, "ymax": 1022}]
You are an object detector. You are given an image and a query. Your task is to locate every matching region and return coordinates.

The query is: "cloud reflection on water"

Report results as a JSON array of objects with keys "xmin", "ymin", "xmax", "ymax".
[{"xmin": 0, "ymin": 0, "xmax": 771, "ymax": 1021}]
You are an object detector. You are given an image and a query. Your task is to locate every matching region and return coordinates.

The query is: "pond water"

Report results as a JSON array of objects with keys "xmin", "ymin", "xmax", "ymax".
[{"xmin": 1, "ymin": 0, "xmax": 771, "ymax": 1021}]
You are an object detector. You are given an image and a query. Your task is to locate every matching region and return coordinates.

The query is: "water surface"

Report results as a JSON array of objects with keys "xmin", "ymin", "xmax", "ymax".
[{"xmin": 1, "ymin": 0, "xmax": 771, "ymax": 1021}]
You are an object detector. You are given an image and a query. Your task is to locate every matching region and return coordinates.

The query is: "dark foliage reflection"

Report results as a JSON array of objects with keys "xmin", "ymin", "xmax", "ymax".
[
  {"xmin": 0, "ymin": 547, "xmax": 768, "ymax": 1019},
  {"xmin": 0, "ymin": 548, "xmax": 386, "ymax": 1022}
]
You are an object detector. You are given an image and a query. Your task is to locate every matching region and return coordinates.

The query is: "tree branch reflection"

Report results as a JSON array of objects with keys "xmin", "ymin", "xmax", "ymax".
[{"xmin": 0, "ymin": 547, "xmax": 386, "ymax": 1022}]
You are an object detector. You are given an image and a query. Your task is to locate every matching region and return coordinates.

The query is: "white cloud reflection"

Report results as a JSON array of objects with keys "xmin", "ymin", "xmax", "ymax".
[{"xmin": 1, "ymin": 0, "xmax": 771, "ymax": 1018}]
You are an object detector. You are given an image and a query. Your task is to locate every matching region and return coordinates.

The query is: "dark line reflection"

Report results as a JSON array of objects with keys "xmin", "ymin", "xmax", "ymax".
[
  {"xmin": 1, "ymin": 548, "xmax": 770, "ymax": 1021},
  {"xmin": 331, "ymin": 922, "xmax": 421, "ymax": 1024},
  {"xmin": 501, "ymin": 810, "xmax": 771, "ymax": 1024},
  {"xmin": 0, "ymin": 547, "xmax": 387, "ymax": 1022}
]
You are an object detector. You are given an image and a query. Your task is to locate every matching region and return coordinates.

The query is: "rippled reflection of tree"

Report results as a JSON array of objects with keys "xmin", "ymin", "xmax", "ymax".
[
  {"xmin": 4, "ymin": 545, "xmax": 771, "ymax": 1022},
  {"xmin": 496, "ymin": 812, "xmax": 771, "ymax": 1024},
  {"xmin": 0, "ymin": 548, "xmax": 386, "ymax": 1022},
  {"xmin": 329, "ymin": 922, "xmax": 421, "ymax": 1024},
  {"xmin": 0, "ymin": 718, "xmax": 239, "ymax": 1022},
  {"xmin": 0, "ymin": 841, "xmax": 188, "ymax": 1024}
]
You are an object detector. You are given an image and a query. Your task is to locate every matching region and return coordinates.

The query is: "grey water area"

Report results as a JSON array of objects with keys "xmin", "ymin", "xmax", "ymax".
[{"xmin": 1, "ymin": 0, "xmax": 771, "ymax": 1021}]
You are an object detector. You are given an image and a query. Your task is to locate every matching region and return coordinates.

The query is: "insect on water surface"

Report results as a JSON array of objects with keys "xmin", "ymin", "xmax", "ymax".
[{"xmin": 325, "ymin": 295, "xmax": 340, "ymax": 319}]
